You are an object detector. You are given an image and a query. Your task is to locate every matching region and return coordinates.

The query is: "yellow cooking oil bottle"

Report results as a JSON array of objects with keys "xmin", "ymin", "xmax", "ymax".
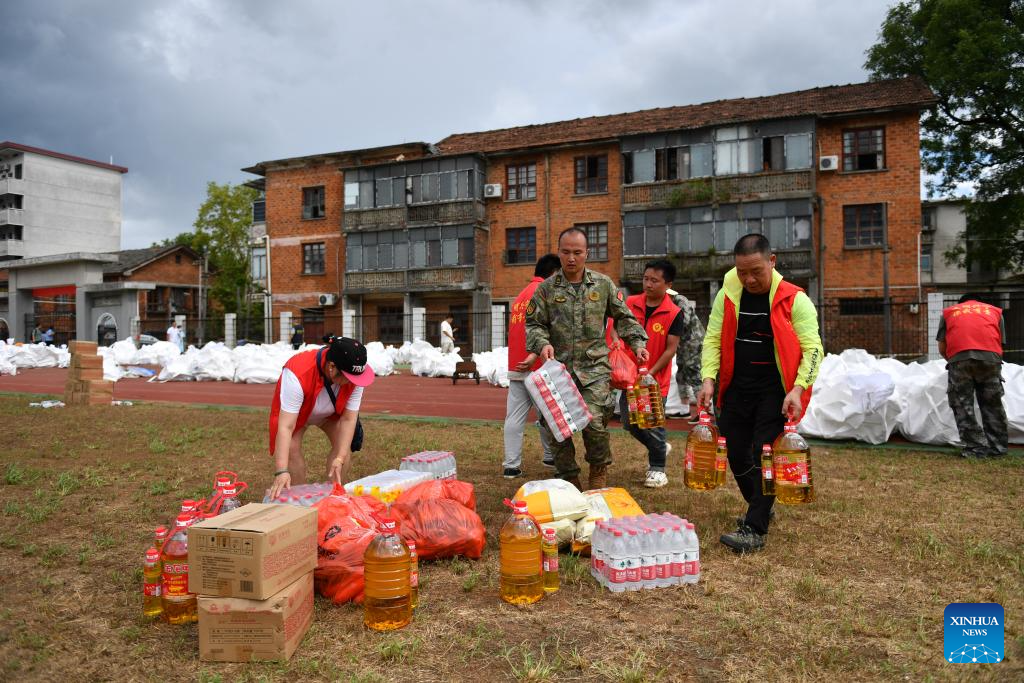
[
  {"xmin": 684, "ymin": 412, "xmax": 720, "ymax": 490},
  {"xmin": 161, "ymin": 514, "xmax": 197, "ymax": 624},
  {"xmin": 363, "ymin": 517, "xmax": 412, "ymax": 631},
  {"xmin": 541, "ymin": 528, "xmax": 559, "ymax": 594},
  {"xmin": 142, "ymin": 548, "xmax": 163, "ymax": 619},
  {"xmin": 632, "ymin": 367, "xmax": 665, "ymax": 428},
  {"xmin": 714, "ymin": 436, "xmax": 729, "ymax": 487},
  {"xmin": 499, "ymin": 500, "xmax": 543, "ymax": 605},
  {"xmin": 772, "ymin": 422, "xmax": 815, "ymax": 505}
]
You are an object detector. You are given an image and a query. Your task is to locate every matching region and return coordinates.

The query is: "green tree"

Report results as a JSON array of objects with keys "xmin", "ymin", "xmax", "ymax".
[{"xmin": 865, "ymin": 0, "xmax": 1024, "ymax": 274}]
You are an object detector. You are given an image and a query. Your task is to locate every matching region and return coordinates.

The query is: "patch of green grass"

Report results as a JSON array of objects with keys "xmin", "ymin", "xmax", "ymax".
[
  {"xmin": 448, "ymin": 556, "xmax": 469, "ymax": 576},
  {"xmin": 0, "ymin": 536, "xmax": 19, "ymax": 550},
  {"xmin": 197, "ymin": 671, "xmax": 224, "ymax": 683},
  {"xmin": 504, "ymin": 643, "xmax": 558, "ymax": 682},
  {"xmin": 120, "ymin": 626, "xmax": 143, "ymax": 644},
  {"xmin": 148, "ymin": 480, "xmax": 172, "ymax": 496},
  {"xmin": 594, "ymin": 649, "xmax": 655, "ymax": 683},
  {"xmin": 40, "ymin": 544, "xmax": 68, "ymax": 568},
  {"xmin": 559, "ymin": 553, "xmax": 590, "ymax": 587},
  {"xmin": 55, "ymin": 471, "xmax": 81, "ymax": 496},
  {"xmin": 462, "ymin": 571, "xmax": 480, "ymax": 592},
  {"xmin": 21, "ymin": 543, "xmax": 37, "ymax": 557},
  {"xmin": 378, "ymin": 636, "xmax": 421, "ymax": 664},
  {"xmin": 93, "ymin": 532, "xmax": 118, "ymax": 550},
  {"xmin": 4, "ymin": 462, "xmax": 26, "ymax": 485},
  {"xmin": 3, "ymin": 501, "xmax": 19, "ymax": 516},
  {"xmin": 966, "ymin": 538, "xmax": 995, "ymax": 560},
  {"xmin": 148, "ymin": 438, "xmax": 168, "ymax": 454}
]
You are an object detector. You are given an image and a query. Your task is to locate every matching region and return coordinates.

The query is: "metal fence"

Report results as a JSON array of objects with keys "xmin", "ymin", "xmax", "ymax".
[{"xmin": 132, "ymin": 293, "xmax": 1023, "ymax": 365}]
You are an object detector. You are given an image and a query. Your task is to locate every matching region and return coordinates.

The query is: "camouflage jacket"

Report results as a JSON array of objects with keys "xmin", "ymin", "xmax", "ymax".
[{"xmin": 526, "ymin": 268, "xmax": 647, "ymax": 387}]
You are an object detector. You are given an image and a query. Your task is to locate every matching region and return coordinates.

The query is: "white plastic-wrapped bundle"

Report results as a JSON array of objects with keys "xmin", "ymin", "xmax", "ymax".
[
  {"xmin": 798, "ymin": 351, "xmax": 901, "ymax": 444},
  {"xmin": 343, "ymin": 469, "xmax": 432, "ymax": 499},
  {"xmin": 407, "ymin": 339, "xmax": 460, "ymax": 377},
  {"xmin": 896, "ymin": 360, "xmax": 961, "ymax": 445},
  {"xmin": 231, "ymin": 342, "xmax": 297, "ymax": 383},
  {"xmin": 472, "ymin": 347, "xmax": 509, "ymax": 387},
  {"xmin": 526, "ymin": 360, "xmax": 593, "ymax": 442},
  {"xmin": 1002, "ymin": 363, "xmax": 1024, "ymax": 443},
  {"xmin": 0, "ymin": 344, "xmax": 16, "ymax": 376},
  {"xmin": 133, "ymin": 340, "xmax": 182, "ymax": 366},
  {"xmin": 9, "ymin": 343, "xmax": 64, "ymax": 369},
  {"xmin": 191, "ymin": 342, "xmax": 236, "ymax": 381},
  {"xmin": 96, "ymin": 347, "xmax": 125, "ymax": 381},
  {"xmin": 109, "ymin": 338, "xmax": 139, "ymax": 365},
  {"xmin": 155, "ymin": 347, "xmax": 198, "ymax": 381},
  {"xmin": 364, "ymin": 341, "xmax": 395, "ymax": 377}
]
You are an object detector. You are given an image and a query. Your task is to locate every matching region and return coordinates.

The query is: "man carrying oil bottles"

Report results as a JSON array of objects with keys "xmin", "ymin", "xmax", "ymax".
[
  {"xmin": 696, "ymin": 234, "xmax": 822, "ymax": 553},
  {"xmin": 937, "ymin": 293, "xmax": 1008, "ymax": 458},
  {"xmin": 527, "ymin": 227, "xmax": 649, "ymax": 491}
]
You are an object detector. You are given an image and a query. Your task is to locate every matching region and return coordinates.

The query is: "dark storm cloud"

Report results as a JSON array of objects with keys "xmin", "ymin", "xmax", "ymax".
[{"xmin": 0, "ymin": 0, "xmax": 895, "ymax": 248}]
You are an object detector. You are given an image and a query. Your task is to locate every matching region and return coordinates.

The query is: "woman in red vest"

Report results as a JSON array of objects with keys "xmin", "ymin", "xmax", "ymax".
[{"xmin": 268, "ymin": 336, "xmax": 375, "ymax": 499}]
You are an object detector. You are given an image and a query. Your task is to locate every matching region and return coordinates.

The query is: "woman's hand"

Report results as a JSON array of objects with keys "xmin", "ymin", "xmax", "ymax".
[
  {"xmin": 327, "ymin": 454, "xmax": 349, "ymax": 484},
  {"xmin": 269, "ymin": 471, "xmax": 291, "ymax": 500}
]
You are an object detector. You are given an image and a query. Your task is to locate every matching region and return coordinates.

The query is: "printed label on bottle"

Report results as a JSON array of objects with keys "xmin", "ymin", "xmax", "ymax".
[
  {"xmin": 640, "ymin": 564, "xmax": 654, "ymax": 581},
  {"xmin": 143, "ymin": 581, "xmax": 162, "ymax": 597},
  {"xmin": 410, "ymin": 569, "xmax": 419, "ymax": 588},
  {"xmin": 670, "ymin": 558, "xmax": 685, "ymax": 577},
  {"xmin": 637, "ymin": 391, "xmax": 652, "ymax": 414},
  {"xmin": 609, "ymin": 559, "xmax": 627, "ymax": 583},
  {"xmin": 162, "ymin": 564, "xmax": 189, "ymax": 597},
  {"xmin": 691, "ymin": 560, "xmax": 700, "ymax": 576},
  {"xmin": 625, "ymin": 566, "xmax": 639, "ymax": 582},
  {"xmin": 685, "ymin": 560, "xmax": 696, "ymax": 576},
  {"xmin": 685, "ymin": 448, "xmax": 694, "ymax": 471},
  {"xmin": 543, "ymin": 556, "xmax": 559, "ymax": 572},
  {"xmin": 781, "ymin": 461, "xmax": 808, "ymax": 484},
  {"xmin": 655, "ymin": 564, "xmax": 667, "ymax": 579},
  {"xmin": 715, "ymin": 453, "xmax": 727, "ymax": 471},
  {"xmin": 763, "ymin": 466, "xmax": 773, "ymax": 480}
]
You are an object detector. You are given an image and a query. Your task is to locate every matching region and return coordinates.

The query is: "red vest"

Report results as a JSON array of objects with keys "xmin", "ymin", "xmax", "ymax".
[
  {"xmin": 269, "ymin": 348, "xmax": 357, "ymax": 454},
  {"xmin": 616, "ymin": 293, "xmax": 681, "ymax": 397},
  {"xmin": 508, "ymin": 277, "xmax": 545, "ymax": 373},
  {"xmin": 943, "ymin": 301, "xmax": 1003, "ymax": 358},
  {"xmin": 718, "ymin": 280, "xmax": 812, "ymax": 419}
]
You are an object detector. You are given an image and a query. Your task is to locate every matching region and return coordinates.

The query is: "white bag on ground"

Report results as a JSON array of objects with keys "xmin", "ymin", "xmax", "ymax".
[{"xmin": 513, "ymin": 478, "xmax": 590, "ymax": 524}]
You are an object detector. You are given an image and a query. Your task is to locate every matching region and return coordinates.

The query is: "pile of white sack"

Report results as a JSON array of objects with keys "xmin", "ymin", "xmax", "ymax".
[
  {"xmin": 0, "ymin": 342, "xmax": 70, "ymax": 376},
  {"xmin": 799, "ymin": 348, "xmax": 1024, "ymax": 446}
]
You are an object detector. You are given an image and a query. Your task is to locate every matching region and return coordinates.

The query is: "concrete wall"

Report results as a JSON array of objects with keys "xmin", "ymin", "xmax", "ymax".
[
  {"xmin": 927, "ymin": 202, "xmax": 968, "ymax": 286},
  {"xmin": 87, "ymin": 290, "xmax": 140, "ymax": 345},
  {"xmin": 18, "ymin": 151, "xmax": 122, "ymax": 258}
]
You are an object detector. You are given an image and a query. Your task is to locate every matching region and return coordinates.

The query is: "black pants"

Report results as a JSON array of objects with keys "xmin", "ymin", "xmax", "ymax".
[
  {"xmin": 351, "ymin": 418, "xmax": 364, "ymax": 452},
  {"xmin": 717, "ymin": 385, "xmax": 786, "ymax": 535}
]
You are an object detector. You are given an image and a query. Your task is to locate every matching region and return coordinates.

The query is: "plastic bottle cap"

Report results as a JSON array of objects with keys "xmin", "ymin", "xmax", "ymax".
[
  {"xmin": 407, "ymin": 540, "xmax": 417, "ymax": 550},
  {"xmin": 717, "ymin": 437, "xmax": 727, "ymax": 445},
  {"xmin": 175, "ymin": 513, "xmax": 191, "ymax": 527},
  {"xmin": 378, "ymin": 518, "xmax": 397, "ymax": 532},
  {"xmin": 762, "ymin": 444, "xmax": 772, "ymax": 452},
  {"xmin": 638, "ymin": 366, "xmax": 649, "ymax": 374},
  {"xmin": 699, "ymin": 414, "xmax": 711, "ymax": 424},
  {"xmin": 543, "ymin": 528, "xmax": 556, "ymax": 540},
  {"xmin": 181, "ymin": 500, "xmax": 195, "ymax": 511},
  {"xmin": 215, "ymin": 476, "xmax": 232, "ymax": 487},
  {"xmin": 154, "ymin": 526, "xmax": 168, "ymax": 537},
  {"xmin": 512, "ymin": 500, "xmax": 529, "ymax": 514},
  {"xmin": 222, "ymin": 485, "xmax": 237, "ymax": 496},
  {"xmin": 785, "ymin": 423, "xmax": 798, "ymax": 432},
  {"xmin": 145, "ymin": 548, "xmax": 160, "ymax": 562}
]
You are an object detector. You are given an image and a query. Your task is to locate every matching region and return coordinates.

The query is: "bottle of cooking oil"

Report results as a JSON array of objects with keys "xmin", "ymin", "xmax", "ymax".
[
  {"xmin": 626, "ymin": 385, "xmax": 640, "ymax": 426},
  {"xmin": 760, "ymin": 444, "xmax": 775, "ymax": 496},
  {"xmin": 541, "ymin": 528, "xmax": 559, "ymax": 594},
  {"xmin": 499, "ymin": 500, "xmax": 543, "ymax": 605},
  {"xmin": 772, "ymin": 422, "xmax": 815, "ymax": 505},
  {"xmin": 683, "ymin": 412, "xmax": 719, "ymax": 490},
  {"xmin": 408, "ymin": 539, "xmax": 419, "ymax": 610},
  {"xmin": 152, "ymin": 526, "xmax": 169, "ymax": 554},
  {"xmin": 142, "ymin": 548, "xmax": 163, "ymax": 619},
  {"xmin": 161, "ymin": 514, "xmax": 197, "ymax": 624},
  {"xmin": 363, "ymin": 517, "xmax": 412, "ymax": 631},
  {"xmin": 714, "ymin": 437, "xmax": 729, "ymax": 487}
]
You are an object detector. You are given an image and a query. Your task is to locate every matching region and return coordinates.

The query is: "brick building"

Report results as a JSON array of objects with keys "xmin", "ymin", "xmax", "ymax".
[
  {"xmin": 245, "ymin": 77, "xmax": 936, "ymax": 355},
  {"xmin": 102, "ymin": 245, "xmax": 202, "ymax": 334}
]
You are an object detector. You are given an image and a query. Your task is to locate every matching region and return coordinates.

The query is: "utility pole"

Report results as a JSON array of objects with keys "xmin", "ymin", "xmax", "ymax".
[{"xmin": 882, "ymin": 206, "xmax": 892, "ymax": 357}]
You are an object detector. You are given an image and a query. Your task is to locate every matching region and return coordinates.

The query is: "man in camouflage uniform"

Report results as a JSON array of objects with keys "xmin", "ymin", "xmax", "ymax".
[
  {"xmin": 938, "ymin": 294, "xmax": 1008, "ymax": 458},
  {"xmin": 669, "ymin": 289, "xmax": 705, "ymax": 420},
  {"xmin": 527, "ymin": 227, "xmax": 649, "ymax": 490}
]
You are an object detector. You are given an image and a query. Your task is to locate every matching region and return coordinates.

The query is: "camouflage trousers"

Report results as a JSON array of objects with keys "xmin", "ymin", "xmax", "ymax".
[
  {"xmin": 537, "ymin": 376, "xmax": 614, "ymax": 480},
  {"xmin": 947, "ymin": 359, "xmax": 1008, "ymax": 457}
]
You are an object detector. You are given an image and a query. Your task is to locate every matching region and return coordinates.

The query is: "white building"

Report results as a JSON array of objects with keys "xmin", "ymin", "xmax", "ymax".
[{"xmin": 0, "ymin": 141, "xmax": 126, "ymax": 261}]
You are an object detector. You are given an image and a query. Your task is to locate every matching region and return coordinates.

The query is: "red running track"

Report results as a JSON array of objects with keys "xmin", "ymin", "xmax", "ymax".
[{"xmin": 0, "ymin": 367, "xmax": 693, "ymax": 428}]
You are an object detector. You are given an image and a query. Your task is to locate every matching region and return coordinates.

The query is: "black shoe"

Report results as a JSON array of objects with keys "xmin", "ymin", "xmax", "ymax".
[
  {"xmin": 503, "ymin": 467, "xmax": 523, "ymax": 479},
  {"xmin": 735, "ymin": 510, "xmax": 776, "ymax": 528},
  {"xmin": 720, "ymin": 525, "xmax": 766, "ymax": 554},
  {"xmin": 958, "ymin": 449, "xmax": 987, "ymax": 459},
  {"xmin": 542, "ymin": 459, "xmax": 555, "ymax": 469}
]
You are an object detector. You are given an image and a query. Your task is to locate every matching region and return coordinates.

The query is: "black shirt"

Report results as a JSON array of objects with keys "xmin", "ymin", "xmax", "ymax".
[{"xmin": 731, "ymin": 290, "xmax": 783, "ymax": 394}]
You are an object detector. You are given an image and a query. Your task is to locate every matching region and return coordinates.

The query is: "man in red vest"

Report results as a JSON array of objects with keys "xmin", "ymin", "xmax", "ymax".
[
  {"xmin": 937, "ymin": 294, "xmax": 1008, "ymax": 458},
  {"xmin": 502, "ymin": 253, "xmax": 561, "ymax": 478},
  {"xmin": 612, "ymin": 259, "xmax": 684, "ymax": 488},
  {"xmin": 268, "ymin": 336, "xmax": 376, "ymax": 499},
  {"xmin": 697, "ymin": 234, "xmax": 822, "ymax": 553}
]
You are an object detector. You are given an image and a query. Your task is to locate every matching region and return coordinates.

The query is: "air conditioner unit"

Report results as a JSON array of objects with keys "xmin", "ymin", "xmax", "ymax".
[
  {"xmin": 818, "ymin": 155, "xmax": 839, "ymax": 171},
  {"xmin": 483, "ymin": 183, "xmax": 503, "ymax": 199},
  {"xmin": 318, "ymin": 293, "xmax": 337, "ymax": 307}
]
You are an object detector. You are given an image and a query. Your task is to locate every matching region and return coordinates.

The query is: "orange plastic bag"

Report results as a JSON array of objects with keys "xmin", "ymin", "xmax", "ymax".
[
  {"xmin": 609, "ymin": 340, "xmax": 637, "ymax": 390},
  {"xmin": 313, "ymin": 485, "xmax": 386, "ymax": 604},
  {"xmin": 395, "ymin": 478, "xmax": 477, "ymax": 511},
  {"xmin": 392, "ymin": 497, "xmax": 486, "ymax": 561}
]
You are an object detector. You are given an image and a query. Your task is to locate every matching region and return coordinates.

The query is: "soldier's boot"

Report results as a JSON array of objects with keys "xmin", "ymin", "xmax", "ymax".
[{"xmin": 588, "ymin": 464, "xmax": 608, "ymax": 491}]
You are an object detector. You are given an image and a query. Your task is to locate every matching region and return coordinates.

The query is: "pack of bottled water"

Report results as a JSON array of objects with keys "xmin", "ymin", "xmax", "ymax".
[
  {"xmin": 526, "ymin": 360, "xmax": 593, "ymax": 442},
  {"xmin": 262, "ymin": 482, "xmax": 334, "ymax": 507},
  {"xmin": 590, "ymin": 513, "xmax": 700, "ymax": 592},
  {"xmin": 399, "ymin": 450, "xmax": 457, "ymax": 480},
  {"xmin": 343, "ymin": 469, "xmax": 433, "ymax": 500}
]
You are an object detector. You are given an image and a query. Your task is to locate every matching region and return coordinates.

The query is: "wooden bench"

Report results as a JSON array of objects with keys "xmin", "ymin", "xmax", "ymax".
[{"xmin": 452, "ymin": 361, "xmax": 481, "ymax": 385}]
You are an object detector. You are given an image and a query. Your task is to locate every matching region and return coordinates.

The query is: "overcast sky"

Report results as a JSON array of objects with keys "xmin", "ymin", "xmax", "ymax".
[{"xmin": 1, "ymin": 0, "xmax": 902, "ymax": 249}]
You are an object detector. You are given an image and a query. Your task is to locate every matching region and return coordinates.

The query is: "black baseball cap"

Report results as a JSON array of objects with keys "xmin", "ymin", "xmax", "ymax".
[{"xmin": 325, "ymin": 336, "xmax": 375, "ymax": 387}]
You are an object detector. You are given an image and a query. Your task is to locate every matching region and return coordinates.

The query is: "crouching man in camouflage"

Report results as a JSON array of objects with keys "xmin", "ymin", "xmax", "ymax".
[{"xmin": 526, "ymin": 227, "xmax": 649, "ymax": 490}]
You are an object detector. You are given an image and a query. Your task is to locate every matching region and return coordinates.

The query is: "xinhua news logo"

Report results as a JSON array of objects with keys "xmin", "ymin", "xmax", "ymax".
[{"xmin": 944, "ymin": 603, "xmax": 1004, "ymax": 664}]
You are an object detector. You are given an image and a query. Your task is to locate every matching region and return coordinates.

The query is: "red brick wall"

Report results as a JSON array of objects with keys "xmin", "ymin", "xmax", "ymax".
[
  {"xmin": 816, "ymin": 111, "xmax": 922, "ymax": 303},
  {"xmin": 125, "ymin": 250, "xmax": 201, "ymax": 286},
  {"xmin": 265, "ymin": 164, "xmax": 344, "ymax": 316},
  {"xmin": 485, "ymin": 144, "xmax": 623, "ymax": 300}
]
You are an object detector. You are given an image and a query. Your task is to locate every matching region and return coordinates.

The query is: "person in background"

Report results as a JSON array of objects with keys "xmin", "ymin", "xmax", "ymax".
[
  {"xmin": 527, "ymin": 227, "xmax": 649, "ymax": 491},
  {"xmin": 166, "ymin": 322, "xmax": 183, "ymax": 352},
  {"xmin": 502, "ymin": 253, "xmax": 560, "ymax": 479},
  {"xmin": 290, "ymin": 322, "xmax": 305, "ymax": 350},
  {"xmin": 42, "ymin": 326, "xmax": 55, "ymax": 346},
  {"xmin": 440, "ymin": 314, "xmax": 456, "ymax": 354},
  {"xmin": 268, "ymin": 336, "xmax": 373, "ymax": 499},
  {"xmin": 610, "ymin": 259, "xmax": 683, "ymax": 488},
  {"xmin": 668, "ymin": 288, "xmax": 705, "ymax": 423},
  {"xmin": 30, "ymin": 325, "xmax": 43, "ymax": 344},
  {"xmin": 697, "ymin": 234, "xmax": 822, "ymax": 554},
  {"xmin": 938, "ymin": 293, "xmax": 1008, "ymax": 458}
]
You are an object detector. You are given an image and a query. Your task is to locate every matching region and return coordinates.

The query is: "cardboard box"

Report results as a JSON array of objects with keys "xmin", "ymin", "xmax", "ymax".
[
  {"xmin": 68, "ymin": 340, "xmax": 98, "ymax": 354},
  {"xmin": 189, "ymin": 503, "xmax": 317, "ymax": 600},
  {"xmin": 68, "ymin": 366, "xmax": 104, "ymax": 381},
  {"xmin": 198, "ymin": 571, "xmax": 314, "ymax": 662},
  {"xmin": 71, "ymin": 355, "xmax": 104, "ymax": 369}
]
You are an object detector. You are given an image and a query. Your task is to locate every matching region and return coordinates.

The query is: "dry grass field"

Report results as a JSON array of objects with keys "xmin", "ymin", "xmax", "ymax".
[{"xmin": 0, "ymin": 395, "xmax": 1020, "ymax": 682}]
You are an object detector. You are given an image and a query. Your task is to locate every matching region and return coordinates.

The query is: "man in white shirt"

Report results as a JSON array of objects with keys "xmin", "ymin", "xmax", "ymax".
[
  {"xmin": 166, "ymin": 323, "xmax": 183, "ymax": 352},
  {"xmin": 440, "ymin": 314, "xmax": 456, "ymax": 354}
]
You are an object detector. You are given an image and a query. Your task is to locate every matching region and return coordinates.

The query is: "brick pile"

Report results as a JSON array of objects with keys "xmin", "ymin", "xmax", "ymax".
[{"xmin": 64, "ymin": 341, "xmax": 113, "ymax": 406}]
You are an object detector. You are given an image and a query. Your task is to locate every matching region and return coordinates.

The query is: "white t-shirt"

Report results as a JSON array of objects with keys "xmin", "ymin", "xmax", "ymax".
[
  {"xmin": 441, "ymin": 320, "xmax": 454, "ymax": 339},
  {"xmin": 279, "ymin": 368, "xmax": 363, "ymax": 426},
  {"xmin": 167, "ymin": 326, "xmax": 181, "ymax": 345}
]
